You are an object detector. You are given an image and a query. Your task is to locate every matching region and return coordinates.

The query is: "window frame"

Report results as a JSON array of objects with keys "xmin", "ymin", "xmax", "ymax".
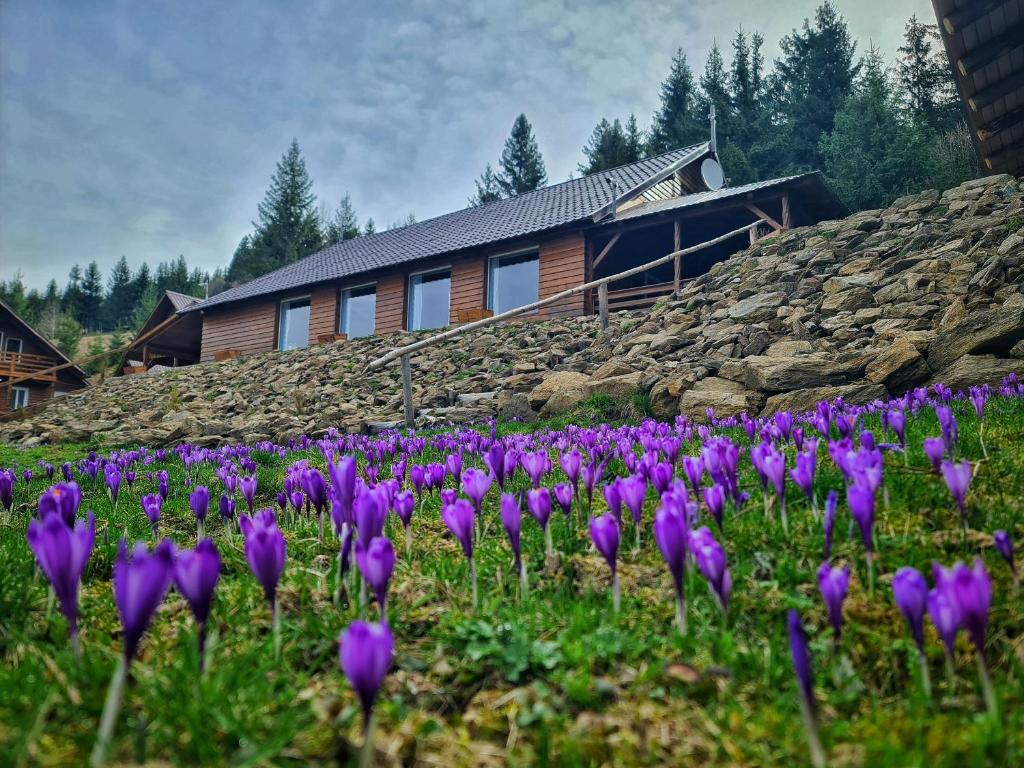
[
  {"xmin": 339, "ymin": 282, "xmax": 377, "ymax": 338},
  {"xmin": 406, "ymin": 266, "xmax": 452, "ymax": 331},
  {"xmin": 10, "ymin": 386, "xmax": 29, "ymax": 410},
  {"xmin": 4, "ymin": 336, "xmax": 23, "ymax": 354},
  {"xmin": 277, "ymin": 295, "xmax": 312, "ymax": 352},
  {"xmin": 486, "ymin": 247, "xmax": 540, "ymax": 314}
]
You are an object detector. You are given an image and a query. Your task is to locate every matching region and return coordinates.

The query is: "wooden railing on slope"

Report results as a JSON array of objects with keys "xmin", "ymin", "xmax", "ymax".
[{"xmin": 365, "ymin": 219, "xmax": 761, "ymax": 427}]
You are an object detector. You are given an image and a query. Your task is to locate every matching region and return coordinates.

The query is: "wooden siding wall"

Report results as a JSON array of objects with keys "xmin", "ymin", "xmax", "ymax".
[
  {"xmin": 538, "ymin": 234, "xmax": 586, "ymax": 317},
  {"xmin": 450, "ymin": 257, "xmax": 487, "ymax": 323},
  {"xmin": 308, "ymin": 285, "xmax": 338, "ymax": 343},
  {"xmin": 375, "ymin": 273, "xmax": 406, "ymax": 334},
  {"xmin": 199, "ymin": 299, "xmax": 278, "ymax": 361}
]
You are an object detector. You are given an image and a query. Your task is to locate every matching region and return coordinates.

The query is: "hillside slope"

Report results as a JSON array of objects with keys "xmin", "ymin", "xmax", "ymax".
[{"xmin": 4, "ymin": 174, "xmax": 1023, "ymax": 447}]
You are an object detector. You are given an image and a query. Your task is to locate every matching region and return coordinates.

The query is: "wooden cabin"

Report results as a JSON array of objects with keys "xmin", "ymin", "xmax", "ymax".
[
  {"xmin": 931, "ymin": 0, "xmax": 1024, "ymax": 176},
  {"xmin": 168, "ymin": 139, "xmax": 844, "ymax": 363},
  {"xmin": 0, "ymin": 299, "xmax": 89, "ymax": 414},
  {"xmin": 118, "ymin": 290, "xmax": 203, "ymax": 374}
]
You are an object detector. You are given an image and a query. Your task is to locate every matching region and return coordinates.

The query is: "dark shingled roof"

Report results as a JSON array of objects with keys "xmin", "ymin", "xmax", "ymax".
[{"xmin": 186, "ymin": 145, "xmax": 704, "ymax": 313}]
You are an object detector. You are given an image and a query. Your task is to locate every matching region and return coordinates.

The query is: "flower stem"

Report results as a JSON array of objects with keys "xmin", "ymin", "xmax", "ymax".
[
  {"xmin": 611, "ymin": 572, "xmax": 621, "ymax": 615},
  {"xmin": 865, "ymin": 551, "xmax": 874, "ymax": 598},
  {"xmin": 544, "ymin": 525, "xmax": 553, "ymax": 558},
  {"xmin": 780, "ymin": 497, "xmax": 789, "ymax": 538},
  {"xmin": 272, "ymin": 598, "xmax": 281, "ymax": 661},
  {"xmin": 675, "ymin": 591, "xmax": 687, "ymax": 636},
  {"xmin": 405, "ymin": 525, "xmax": 412, "ymax": 560},
  {"xmin": 359, "ymin": 712, "xmax": 375, "ymax": 768},
  {"xmin": 916, "ymin": 648, "xmax": 931, "ymax": 701},
  {"xmin": 90, "ymin": 655, "xmax": 128, "ymax": 768},
  {"xmin": 519, "ymin": 558, "xmax": 528, "ymax": 601},
  {"xmin": 798, "ymin": 694, "xmax": 826, "ymax": 768},
  {"xmin": 470, "ymin": 558, "xmax": 478, "ymax": 611},
  {"xmin": 976, "ymin": 651, "xmax": 998, "ymax": 720}
]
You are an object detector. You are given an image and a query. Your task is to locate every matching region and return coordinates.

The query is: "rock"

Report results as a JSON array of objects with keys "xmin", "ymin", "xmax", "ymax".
[
  {"xmin": 586, "ymin": 371, "xmax": 643, "ymax": 401},
  {"xmin": 820, "ymin": 287, "xmax": 875, "ymax": 315},
  {"xmin": 765, "ymin": 340, "xmax": 815, "ymax": 357},
  {"xmin": 527, "ymin": 372, "xmax": 590, "ymax": 411},
  {"xmin": 927, "ymin": 307, "xmax": 1024, "ymax": 370},
  {"xmin": 930, "ymin": 355, "xmax": 1023, "ymax": 392},
  {"xmin": 496, "ymin": 391, "xmax": 537, "ymax": 422},
  {"xmin": 590, "ymin": 360, "xmax": 634, "ymax": 381},
  {"xmin": 727, "ymin": 292, "xmax": 787, "ymax": 323},
  {"xmin": 678, "ymin": 377, "xmax": 765, "ymax": 419},
  {"xmin": 864, "ymin": 338, "xmax": 931, "ymax": 392},
  {"xmin": 763, "ymin": 383, "xmax": 888, "ymax": 416},
  {"xmin": 741, "ymin": 355, "xmax": 855, "ymax": 392},
  {"xmin": 1010, "ymin": 340, "xmax": 1024, "ymax": 359}
]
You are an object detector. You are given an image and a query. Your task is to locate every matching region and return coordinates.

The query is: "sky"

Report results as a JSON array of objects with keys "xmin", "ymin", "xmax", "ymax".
[{"xmin": 0, "ymin": 0, "xmax": 934, "ymax": 290}]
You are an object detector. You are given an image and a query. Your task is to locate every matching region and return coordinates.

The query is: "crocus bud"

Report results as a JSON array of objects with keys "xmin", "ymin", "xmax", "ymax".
[
  {"xmin": 356, "ymin": 536, "xmax": 395, "ymax": 612},
  {"xmin": 114, "ymin": 539, "xmax": 175, "ymax": 660},
  {"xmin": 892, "ymin": 566, "xmax": 927, "ymax": 650},
  {"xmin": 174, "ymin": 539, "xmax": 220, "ymax": 625},
  {"xmin": 817, "ymin": 561, "xmax": 850, "ymax": 642},
  {"xmin": 339, "ymin": 620, "xmax": 393, "ymax": 728},
  {"xmin": 239, "ymin": 510, "xmax": 286, "ymax": 606},
  {"xmin": 27, "ymin": 510, "xmax": 95, "ymax": 644}
]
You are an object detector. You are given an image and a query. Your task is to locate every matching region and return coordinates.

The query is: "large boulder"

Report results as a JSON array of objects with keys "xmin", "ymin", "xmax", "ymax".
[
  {"xmin": 763, "ymin": 383, "xmax": 888, "ymax": 416},
  {"xmin": 927, "ymin": 307, "xmax": 1024, "ymax": 371},
  {"xmin": 678, "ymin": 377, "xmax": 764, "ymax": 419},
  {"xmin": 930, "ymin": 355, "xmax": 1022, "ymax": 392},
  {"xmin": 586, "ymin": 371, "xmax": 643, "ymax": 401},
  {"xmin": 727, "ymin": 292, "xmax": 787, "ymax": 323},
  {"xmin": 740, "ymin": 354, "xmax": 856, "ymax": 392},
  {"xmin": 865, "ymin": 338, "xmax": 931, "ymax": 392},
  {"xmin": 527, "ymin": 371, "xmax": 590, "ymax": 411}
]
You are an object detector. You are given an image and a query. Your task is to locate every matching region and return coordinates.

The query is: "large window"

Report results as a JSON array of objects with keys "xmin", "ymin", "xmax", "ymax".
[
  {"xmin": 278, "ymin": 297, "xmax": 311, "ymax": 351},
  {"xmin": 340, "ymin": 285, "xmax": 376, "ymax": 338},
  {"xmin": 11, "ymin": 386, "xmax": 29, "ymax": 410},
  {"xmin": 488, "ymin": 251, "xmax": 539, "ymax": 314},
  {"xmin": 407, "ymin": 269, "xmax": 451, "ymax": 331}
]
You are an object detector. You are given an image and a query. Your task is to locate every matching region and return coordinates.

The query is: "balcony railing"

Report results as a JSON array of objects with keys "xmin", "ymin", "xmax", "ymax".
[{"xmin": 0, "ymin": 350, "xmax": 60, "ymax": 382}]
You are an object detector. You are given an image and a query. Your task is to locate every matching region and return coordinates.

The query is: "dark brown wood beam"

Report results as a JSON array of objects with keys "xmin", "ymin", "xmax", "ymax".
[
  {"xmin": 673, "ymin": 220, "xmax": 682, "ymax": 290},
  {"xmin": 591, "ymin": 232, "xmax": 622, "ymax": 271},
  {"xmin": 978, "ymin": 105, "xmax": 1024, "ymax": 141},
  {"xmin": 983, "ymin": 143, "xmax": 1024, "ymax": 171},
  {"xmin": 957, "ymin": 25, "xmax": 1024, "ymax": 77},
  {"xmin": 781, "ymin": 194, "xmax": 791, "ymax": 230},
  {"xmin": 745, "ymin": 203, "xmax": 782, "ymax": 231},
  {"xmin": 968, "ymin": 70, "xmax": 1024, "ymax": 111},
  {"xmin": 942, "ymin": 0, "xmax": 1003, "ymax": 34}
]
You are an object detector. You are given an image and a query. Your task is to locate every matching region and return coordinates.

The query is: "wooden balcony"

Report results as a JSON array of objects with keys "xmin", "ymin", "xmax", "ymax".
[
  {"xmin": 0, "ymin": 350, "xmax": 59, "ymax": 382},
  {"xmin": 597, "ymin": 281, "xmax": 676, "ymax": 312}
]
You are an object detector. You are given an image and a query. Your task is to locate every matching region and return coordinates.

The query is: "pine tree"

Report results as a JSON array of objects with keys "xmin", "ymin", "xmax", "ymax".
[
  {"xmin": 729, "ymin": 29, "xmax": 765, "ymax": 151},
  {"xmin": 697, "ymin": 43, "xmax": 734, "ymax": 143},
  {"xmin": 131, "ymin": 263, "xmax": 152, "ymax": 314},
  {"xmin": 774, "ymin": 2, "xmax": 861, "ymax": 171},
  {"xmin": 820, "ymin": 47, "xmax": 931, "ymax": 211},
  {"xmin": 229, "ymin": 139, "xmax": 323, "ymax": 282},
  {"xmin": 497, "ymin": 114, "xmax": 548, "ymax": 196},
  {"xmin": 53, "ymin": 314, "xmax": 83, "ymax": 358},
  {"xmin": 649, "ymin": 50, "xmax": 706, "ymax": 154},
  {"xmin": 364, "ymin": 218, "xmax": 377, "ymax": 235},
  {"xmin": 898, "ymin": 15, "xmax": 959, "ymax": 132},
  {"xmin": 469, "ymin": 164, "xmax": 503, "ymax": 205},
  {"xmin": 578, "ymin": 116, "xmax": 645, "ymax": 174},
  {"xmin": 103, "ymin": 256, "xmax": 135, "ymax": 330},
  {"xmin": 131, "ymin": 283, "xmax": 159, "ymax": 330},
  {"xmin": 63, "ymin": 265, "xmax": 84, "ymax": 324},
  {"xmin": 323, "ymin": 194, "xmax": 361, "ymax": 244},
  {"xmin": 79, "ymin": 261, "xmax": 104, "ymax": 332}
]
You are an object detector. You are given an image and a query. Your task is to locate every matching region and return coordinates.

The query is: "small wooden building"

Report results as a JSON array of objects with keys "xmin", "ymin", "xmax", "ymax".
[
  {"xmin": 932, "ymin": 0, "xmax": 1024, "ymax": 175},
  {"xmin": 119, "ymin": 290, "xmax": 203, "ymax": 374},
  {"xmin": 172, "ymin": 140, "xmax": 844, "ymax": 362},
  {"xmin": 0, "ymin": 299, "xmax": 89, "ymax": 414}
]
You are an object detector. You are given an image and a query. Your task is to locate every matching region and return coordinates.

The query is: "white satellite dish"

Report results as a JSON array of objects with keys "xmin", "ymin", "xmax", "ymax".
[{"xmin": 701, "ymin": 157, "xmax": 725, "ymax": 191}]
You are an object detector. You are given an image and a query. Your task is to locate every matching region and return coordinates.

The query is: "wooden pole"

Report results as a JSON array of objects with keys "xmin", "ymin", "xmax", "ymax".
[
  {"xmin": 673, "ymin": 220, "xmax": 682, "ymax": 291},
  {"xmin": 400, "ymin": 354, "xmax": 414, "ymax": 428},
  {"xmin": 598, "ymin": 283, "xmax": 609, "ymax": 331},
  {"xmin": 782, "ymin": 194, "xmax": 791, "ymax": 230},
  {"xmin": 749, "ymin": 225, "xmax": 759, "ymax": 245}
]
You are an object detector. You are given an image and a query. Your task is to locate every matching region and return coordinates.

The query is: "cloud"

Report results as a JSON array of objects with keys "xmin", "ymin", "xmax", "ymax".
[{"xmin": 1, "ymin": 0, "xmax": 933, "ymax": 289}]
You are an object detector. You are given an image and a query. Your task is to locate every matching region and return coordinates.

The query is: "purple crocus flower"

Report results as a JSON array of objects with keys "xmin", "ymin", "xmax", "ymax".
[
  {"xmin": 37, "ymin": 482, "xmax": 81, "ymax": 526},
  {"xmin": 239, "ymin": 510, "xmax": 287, "ymax": 601},
  {"xmin": 501, "ymin": 492, "xmax": 528, "ymax": 597},
  {"xmin": 893, "ymin": 567, "xmax": 928, "ymax": 650},
  {"xmin": 442, "ymin": 499, "xmax": 477, "ymax": 607},
  {"xmin": 689, "ymin": 526, "xmax": 731, "ymax": 614},
  {"xmin": 653, "ymin": 504, "xmax": 688, "ymax": 633},
  {"xmin": 922, "ymin": 438, "xmax": 945, "ymax": 473},
  {"xmin": 444, "ymin": 452, "xmax": 462, "ymax": 483},
  {"xmin": 26, "ymin": 510, "xmax": 95, "ymax": 651},
  {"xmin": 787, "ymin": 610, "xmax": 824, "ymax": 768},
  {"xmin": 527, "ymin": 487, "xmax": 554, "ymax": 555},
  {"xmin": 950, "ymin": 559, "xmax": 991, "ymax": 657},
  {"xmin": 619, "ymin": 474, "xmax": 647, "ymax": 535},
  {"xmin": 682, "ymin": 455, "xmax": 704, "ymax": 495},
  {"xmin": 559, "ymin": 449, "xmax": 582, "ymax": 492},
  {"xmin": 520, "ymin": 451, "xmax": 549, "ymax": 488},
  {"xmin": 410, "ymin": 465, "xmax": 425, "ymax": 499},
  {"xmin": 104, "ymin": 465, "xmax": 122, "ymax": 507},
  {"xmin": 702, "ymin": 484, "xmax": 725, "ymax": 532},
  {"xmin": 888, "ymin": 409, "xmax": 906, "ymax": 449},
  {"xmin": 940, "ymin": 460, "xmax": 971, "ymax": 525},
  {"xmin": 393, "ymin": 490, "xmax": 414, "ymax": 531},
  {"xmin": 157, "ymin": 470, "xmax": 169, "ymax": 502},
  {"xmin": 356, "ymin": 536, "xmax": 395, "ymax": 615},
  {"xmin": 935, "ymin": 405, "xmax": 958, "ymax": 453},
  {"xmin": 219, "ymin": 493, "xmax": 236, "ymax": 524},
  {"xmin": 927, "ymin": 565, "xmax": 961, "ymax": 661},
  {"xmin": 189, "ymin": 485, "xmax": 210, "ymax": 536},
  {"xmin": 114, "ymin": 538, "xmax": 176, "ymax": 661},
  {"xmin": 553, "ymin": 482, "xmax": 573, "ymax": 518},
  {"xmin": 589, "ymin": 513, "xmax": 621, "ymax": 612},
  {"xmin": 602, "ymin": 479, "xmax": 623, "ymax": 524},
  {"xmin": 994, "ymin": 530, "xmax": 1016, "ymax": 580},
  {"xmin": 240, "ymin": 475, "xmax": 257, "ymax": 513},
  {"xmin": 141, "ymin": 493, "xmax": 162, "ymax": 535},
  {"xmin": 301, "ymin": 468, "xmax": 327, "ymax": 539},
  {"xmin": 339, "ymin": 620, "xmax": 393, "ymax": 740},
  {"xmin": 0, "ymin": 468, "xmax": 14, "ymax": 518},
  {"xmin": 817, "ymin": 561, "xmax": 850, "ymax": 643},
  {"xmin": 173, "ymin": 539, "xmax": 220, "ymax": 667},
  {"xmin": 847, "ymin": 483, "xmax": 875, "ymax": 553},
  {"xmin": 354, "ymin": 487, "xmax": 388, "ymax": 543},
  {"xmin": 460, "ymin": 468, "xmax": 492, "ymax": 515},
  {"xmin": 485, "ymin": 443, "xmax": 506, "ymax": 489},
  {"xmin": 789, "ymin": 451, "xmax": 817, "ymax": 515}
]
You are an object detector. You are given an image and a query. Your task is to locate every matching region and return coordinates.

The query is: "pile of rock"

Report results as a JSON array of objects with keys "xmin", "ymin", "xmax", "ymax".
[{"xmin": 4, "ymin": 174, "xmax": 1023, "ymax": 446}]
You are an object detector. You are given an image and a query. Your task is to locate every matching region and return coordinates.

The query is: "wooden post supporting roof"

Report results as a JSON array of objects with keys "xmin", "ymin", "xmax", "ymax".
[
  {"xmin": 673, "ymin": 220, "xmax": 682, "ymax": 291},
  {"xmin": 781, "ymin": 194, "xmax": 791, "ymax": 230},
  {"xmin": 591, "ymin": 232, "xmax": 621, "ymax": 271},
  {"xmin": 745, "ymin": 203, "xmax": 783, "ymax": 231}
]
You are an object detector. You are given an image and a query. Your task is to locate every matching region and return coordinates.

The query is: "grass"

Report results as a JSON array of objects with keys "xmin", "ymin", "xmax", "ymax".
[{"xmin": 1, "ymin": 395, "xmax": 1023, "ymax": 766}]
